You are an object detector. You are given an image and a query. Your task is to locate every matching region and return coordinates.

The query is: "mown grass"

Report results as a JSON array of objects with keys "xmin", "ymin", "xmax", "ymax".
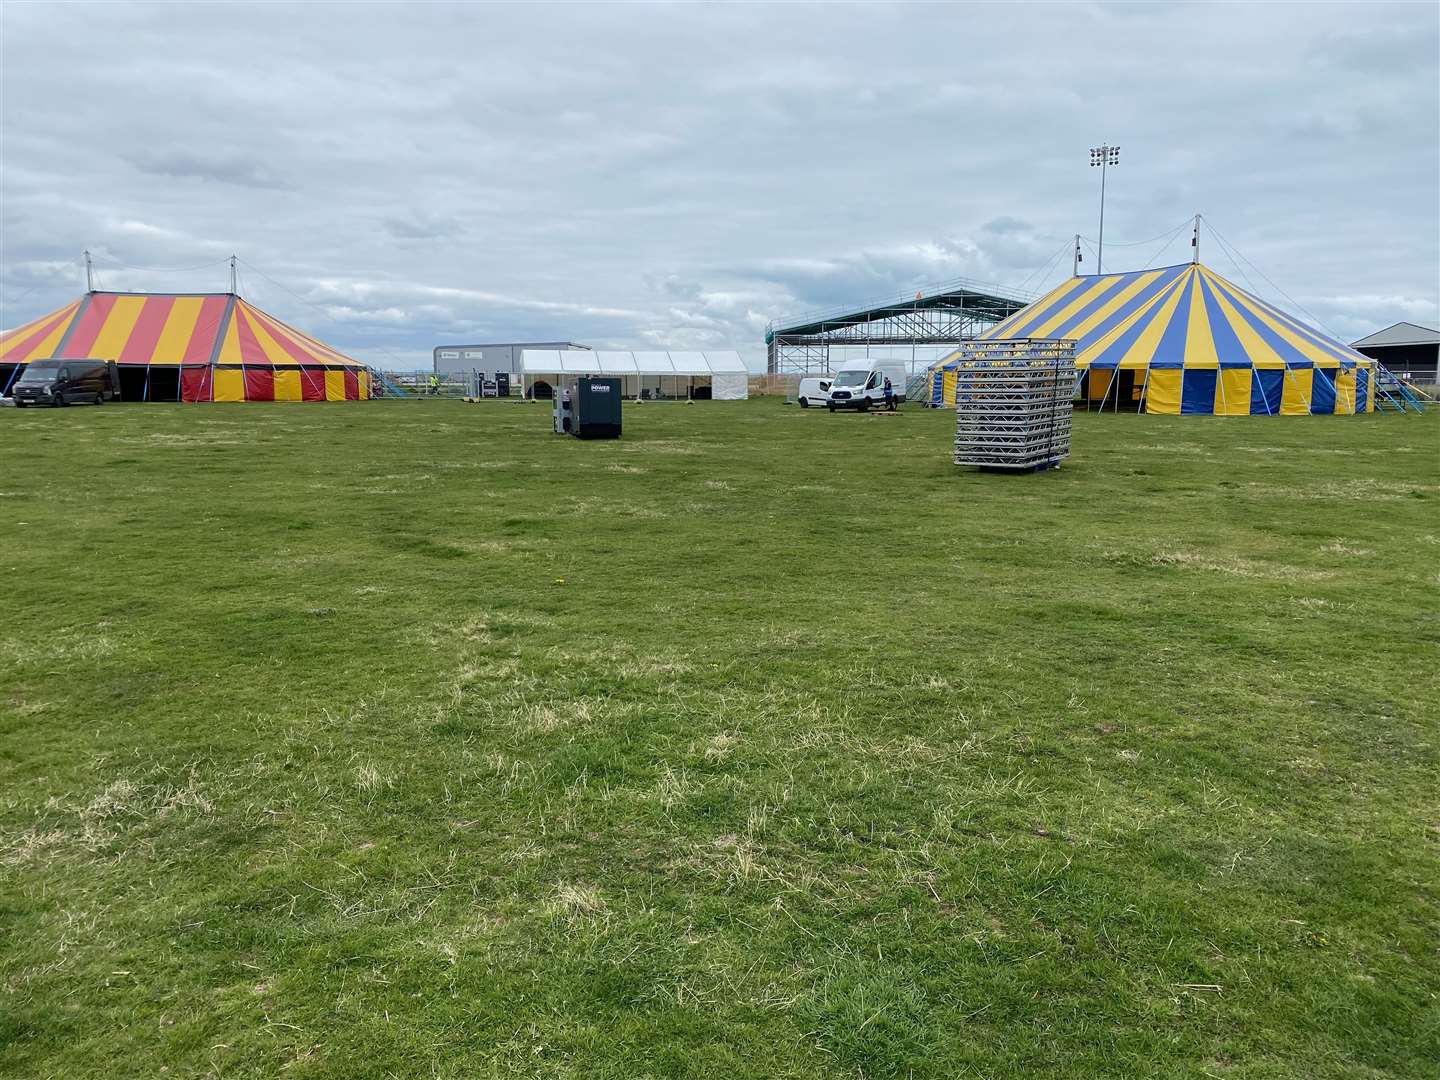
[{"xmin": 1, "ymin": 398, "xmax": 1436, "ymax": 1079}]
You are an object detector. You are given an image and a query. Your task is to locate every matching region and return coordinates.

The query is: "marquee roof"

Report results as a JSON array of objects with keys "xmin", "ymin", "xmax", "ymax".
[
  {"xmin": 0, "ymin": 292, "xmax": 363, "ymax": 368},
  {"xmin": 963, "ymin": 263, "xmax": 1372, "ymax": 371},
  {"xmin": 522, "ymin": 349, "xmax": 746, "ymax": 376}
]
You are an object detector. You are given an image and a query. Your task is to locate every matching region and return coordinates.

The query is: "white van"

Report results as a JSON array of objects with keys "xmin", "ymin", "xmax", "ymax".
[
  {"xmin": 826, "ymin": 362, "xmax": 905, "ymax": 411},
  {"xmin": 797, "ymin": 377, "xmax": 832, "ymax": 408}
]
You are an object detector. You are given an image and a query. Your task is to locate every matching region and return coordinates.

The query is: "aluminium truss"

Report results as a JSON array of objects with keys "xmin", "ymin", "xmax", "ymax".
[
  {"xmin": 952, "ymin": 339, "xmax": 1076, "ymax": 472},
  {"xmin": 765, "ymin": 277, "xmax": 1032, "ymax": 374}
]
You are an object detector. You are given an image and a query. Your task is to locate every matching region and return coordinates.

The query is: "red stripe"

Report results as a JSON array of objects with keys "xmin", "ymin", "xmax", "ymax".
[
  {"xmin": 180, "ymin": 367, "xmax": 211, "ymax": 402},
  {"xmin": 243, "ymin": 366, "xmax": 274, "ymax": 400},
  {"xmin": 243, "ymin": 306, "xmax": 315, "ymax": 363},
  {"xmin": 233, "ymin": 308, "xmax": 271, "ymax": 365},
  {"xmin": 117, "ymin": 296, "xmax": 175, "ymax": 363},
  {"xmin": 344, "ymin": 369, "xmax": 359, "ymax": 400},
  {"xmin": 0, "ymin": 306, "xmax": 73, "ymax": 361},
  {"xmin": 183, "ymin": 296, "xmax": 229, "ymax": 364},
  {"xmin": 301, "ymin": 367, "xmax": 325, "ymax": 400},
  {"xmin": 247, "ymin": 304, "xmax": 339, "ymax": 363},
  {"xmin": 60, "ymin": 295, "xmax": 116, "ymax": 357}
]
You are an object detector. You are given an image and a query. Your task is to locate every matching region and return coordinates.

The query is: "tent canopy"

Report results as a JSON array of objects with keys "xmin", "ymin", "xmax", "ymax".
[
  {"xmin": 2, "ymin": 292, "xmax": 368, "ymax": 402},
  {"xmin": 2, "ymin": 292, "xmax": 365, "ymax": 368},
  {"xmin": 521, "ymin": 349, "xmax": 745, "ymax": 376},
  {"xmin": 925, "ymin": 263, "xmax": 1390, "ymax": 416},
  {"xmin": 951, "ymin": 263, "xmax": 1372, "ymax": 372}
]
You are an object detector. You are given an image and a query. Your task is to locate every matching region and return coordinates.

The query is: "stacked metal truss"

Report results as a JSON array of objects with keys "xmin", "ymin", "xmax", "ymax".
[{"xmin": 953, "ymin": 339, "xmax": 1076, "ymax": 471}]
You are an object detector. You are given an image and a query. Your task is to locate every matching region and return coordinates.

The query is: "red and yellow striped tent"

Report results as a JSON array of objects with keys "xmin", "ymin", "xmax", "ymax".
[{"xmin": 1, "ymin": 292, "xmax": 370, "ymax": 402}]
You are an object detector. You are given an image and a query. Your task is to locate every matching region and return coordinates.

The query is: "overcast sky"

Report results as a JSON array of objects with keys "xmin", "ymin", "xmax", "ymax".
[{"xmin": 2, "ymin": 1, "xmax": 1437, "ymax": 370}]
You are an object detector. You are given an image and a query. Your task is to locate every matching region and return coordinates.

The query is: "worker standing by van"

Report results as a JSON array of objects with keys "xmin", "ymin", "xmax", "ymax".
[{"xmin": 883, "ymin": 376, "xmax": 895, "ymax": 411}]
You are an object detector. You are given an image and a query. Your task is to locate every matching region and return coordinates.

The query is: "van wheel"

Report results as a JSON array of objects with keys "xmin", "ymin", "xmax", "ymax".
[
  {"xmin": 799, "ymin": 397, "xmax": 809, "ymax": 408},
  {"xmin": 53, "ymin": 393, "xmax": 66, "ymax": 407},
  {"xmin": 94, "ymin": 394, "xmax": 104, "ymax": 405},
  {"xmin": 858, "ymin": 399, "xmax": 870, "ymax": 412},
  {"xmin": 827, "ymin": 403, "xmax": 835, "ymax": 413}
]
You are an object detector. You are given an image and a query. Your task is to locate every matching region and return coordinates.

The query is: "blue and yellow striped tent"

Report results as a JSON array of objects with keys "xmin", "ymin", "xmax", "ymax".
[{"xmin": 929, "ymin": 262, "xmax": 1379, "ymax": 415}]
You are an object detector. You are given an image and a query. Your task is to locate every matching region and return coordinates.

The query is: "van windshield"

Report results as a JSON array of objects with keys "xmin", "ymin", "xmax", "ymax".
[
  {"xmin": 832, "ymin": 370, "xmax": 868, "ymax": 388},
  {"xmin": 16, "ymin": 360, "xmax": 62, "ymax": 385}
]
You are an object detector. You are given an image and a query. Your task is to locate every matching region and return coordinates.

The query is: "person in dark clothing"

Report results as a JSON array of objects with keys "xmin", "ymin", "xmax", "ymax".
[{"xmin": 883, "ymin": 376, "xmax": 895, "ymax": 410}]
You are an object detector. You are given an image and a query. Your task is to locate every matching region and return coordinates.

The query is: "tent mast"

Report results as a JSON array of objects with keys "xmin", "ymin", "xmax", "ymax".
[
  {"xmin": 1072, "ymin": 234, "xmax": 1082, "ymax": 276},
  {"xmin": 229, "ymin": 255, "xmax": 238, "ymax": 295},
  {"xmin": 83, "ymin": 249, "xmax": 93, "ymax": 292},
  {"xmin": 1192, "ymin": 215, "xmax": 1201, "ymax": 264}
]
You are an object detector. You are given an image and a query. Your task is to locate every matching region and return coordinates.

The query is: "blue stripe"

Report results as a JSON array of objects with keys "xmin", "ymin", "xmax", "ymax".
[
  {"xmin": 1197, "ymin": 276, "xmax": 1256, "ymax": 368},
  {"xmin": 1218, "ymin": 277, "xmax": 1365, "ymax": 367},
  {"xmin": 1148, "ymin": 277, "xmax": 1196, "ymax": 369},
  {"xmin": 1075, "ymin": 265, "xmax": 1191, "ymax": 351},
  {"xmin": 1310, "ymin": 368, "xmax": 1337, "ymax": 414},
  {"xmin": 1181, "ymin": 369, "xmax": 1217, "ymax": 414},
  {"xmin": 1086, "ymin": 269, "xmax": 1192, "ymax": 368},
  {"xmin": 1040, "ymin": 270, "xmax": 1146, "ymax": 339},
  {"xmin": 997, "ymin": 277, "xmax": 1109, "ymax": 339},
  {"xmin": 1250, "ymin": 369, "xmax": 1283, "ymax": 415},
  {"xmin": 1210, "ymin": 278, "xmax": 1324, "ymax": 369}
]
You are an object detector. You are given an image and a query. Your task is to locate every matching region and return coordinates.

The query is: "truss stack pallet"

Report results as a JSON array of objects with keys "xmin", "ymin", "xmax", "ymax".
[{"xmin": 953, "ymin": 339, "xmax": 1076, "ymax": 472}]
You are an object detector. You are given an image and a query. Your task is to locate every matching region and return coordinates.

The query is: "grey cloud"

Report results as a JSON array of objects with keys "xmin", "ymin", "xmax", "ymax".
[
  {"xmin": 2, "ymin": 1, "xmax": 1436, "ymax": 369},
  {"xmin": 127, "ymin": 150, "xmax": 292, "ymax": 190}
]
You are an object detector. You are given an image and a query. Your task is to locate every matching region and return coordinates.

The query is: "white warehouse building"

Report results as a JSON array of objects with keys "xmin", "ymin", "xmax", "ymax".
[{"xmin": 520, "ymin": 350, "xmax": 748, "ymax": 401}]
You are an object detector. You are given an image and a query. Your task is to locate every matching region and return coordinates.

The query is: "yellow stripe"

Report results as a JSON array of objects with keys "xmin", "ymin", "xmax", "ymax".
[
  {"xmin": 273, "ymin": 370, "xmax": 302, "ymax": 400},
  {"xmin": 1201, "ymin": 270, "xmax": 1287, "ymax": 369},
  {"xmin": 216, "ymin": 313, "xmax": 244, "ymax": 364},
  {"xmin": 1200, "ymin": 267, "xmax": 1344, "ymax": 369},
  {"xmin": 243, "ymin": 310, "xmax": 303, "ymax": 366},
  {"xmin": 19, "ymin": 311, "xmax": 77, "ymax": 361},
  {"xmin": 1217, "ymin": 368, "xmax": 1251, "ymax": 415},
  {"xmin": 1, "ymin": 302, "xmax": 76, "ymax": 346},
  {"xmin": 153, "ymin": 297, "xmax": 206, "ymax": 365},
  {"xmin": 981, "ymin": 275, "xmax": 1088, "ymax": 340},
  {"xmin": 1280, "ymin": 368, "xmax": 1313, "ymax": 414},
  {"xmin": 325, "ymin": 370, "xmax": 346, "ymax": 401},
  {"xmin": 1063, "ymin": 269, "xmax": 1169, "ymax": 346},
  {"xmin": 243, "ymin": 302, "xmax": 359, "ymax": 366},
  {"xmin": 1144, "ymin": 368, "xmax": 1182, "ymax": 414},
  {"xmin": 1115, "ymin": 271, "xmax": 1194, "ymax": 369},
  {"xmin": 1179, "ymin": 272, "xmax": 1220, "ymax": 369},
  {"xmin": 1029, "ymin": 275, "xmax": 1127, "ymax": 339},
  {"xmin": 1075, "ymin": 272, "xmax": 1190, "ymax": 367},
  {"xmin": 357, "ymin": 370, "xmax": 370, "ymax": 399},
  {"xmin": 1204, "ymin": 268, "xmax": 1360, "ymax": 367},
  {"xmin": 1334, "ymin": 370, "xmax": 1357, "ymax": 414},
  {"xmin": 213, "ymin": 368, "xmax": 245, "ymax": 402},
  {"xmin": 88, "ymin": 296, "xmax": 148, "ymax": 360}
]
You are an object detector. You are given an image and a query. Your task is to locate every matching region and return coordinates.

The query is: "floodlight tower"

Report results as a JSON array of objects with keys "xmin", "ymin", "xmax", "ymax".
[{"xmin": 1089, "ymin": 144, "xmax": 1120, "ymax": 274}]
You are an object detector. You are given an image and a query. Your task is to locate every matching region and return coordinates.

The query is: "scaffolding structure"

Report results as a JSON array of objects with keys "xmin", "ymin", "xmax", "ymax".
[
  {"xmin": 765, "ymin": 276, "xmax": 1032, "ymax": 374},
  {"xmin": 952, "ymin": 339, "xmax": 1076, "ymax": 472}
]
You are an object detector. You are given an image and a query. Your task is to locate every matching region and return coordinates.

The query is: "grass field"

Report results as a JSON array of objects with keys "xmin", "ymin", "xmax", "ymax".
[{"xmin": 1, "ymin": 398, "xmax": 1437, "ymax": 1079}]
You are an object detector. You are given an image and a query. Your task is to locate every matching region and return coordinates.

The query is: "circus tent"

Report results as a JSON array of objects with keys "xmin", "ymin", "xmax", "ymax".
[
  {"xmin": 1, "ymin": 292, "xmax": 370, "ymax": 402},
  {"xmin": 928, "ymin": 263, "xmax": 1383, "ymax": 415}
]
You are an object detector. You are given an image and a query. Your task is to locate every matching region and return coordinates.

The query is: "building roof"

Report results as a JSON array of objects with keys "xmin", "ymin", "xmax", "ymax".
[
  {"xmin": 1350, "ymin": 322, "xmax": 1440, "ymax": 348},
  {"xmin": 1, "ymin": 292, "xmax": 363, "ymax": 367},
  {"xmin": 522, "ymin": 349, "xmax": 746, "ymax": 376},
  {"xmin": 435, "ymin": 341, "xmax": 590, "ymax": 352},
  {"xmin": 942, "ymin": 262, "xmax": 1372, "ymax": 370}
]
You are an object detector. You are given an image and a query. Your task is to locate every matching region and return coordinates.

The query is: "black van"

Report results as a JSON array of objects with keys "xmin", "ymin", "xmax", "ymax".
[{"xmin": 13, "ymin": 359, "xmax": 120, "ymax": 407}]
